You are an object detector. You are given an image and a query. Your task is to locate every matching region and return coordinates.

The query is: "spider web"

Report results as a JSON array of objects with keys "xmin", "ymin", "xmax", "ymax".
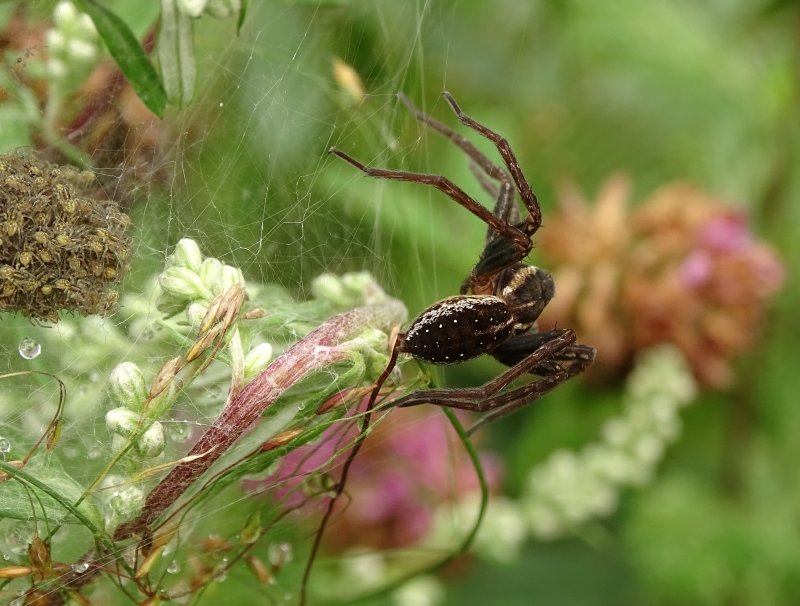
[{"xmin": 0, "ymin": 1, "xmax": 505, "ymax": 604}]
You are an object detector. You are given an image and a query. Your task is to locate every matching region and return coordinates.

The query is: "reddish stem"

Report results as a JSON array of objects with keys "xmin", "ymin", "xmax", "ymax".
[{"xmin": 114, "ymin": 300, "xmax": 405, "ymax": 541}]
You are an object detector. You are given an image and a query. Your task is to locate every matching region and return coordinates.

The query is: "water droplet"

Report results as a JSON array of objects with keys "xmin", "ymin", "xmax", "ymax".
[
  {"xmin": 167, "ymin": 560, "xmax": 180, "ymax": 574},
  {"xmin": 169, "ymin": 422, "xmax": 192, "ymax": 443},
  {"xmin": 2, "ymin": 553, "xmax": 10, "ymax": 560},
  {"xmin": 18, "ymin": 337, "xmax": 41, "ymax": 359},
  {"xmin": 90, "ymin": 372, "xmax": 100, "ymax": 382},
  {"xmin": 0, "ymin": 437, "xmax": 11, "ymax": 453},
  {"xmin": 268, "ymin": 542, "xmax": 293, "ymax": 568},
  {"xmin": 214, "ymin": 570, "xmax": 228, "ymax": 582},
  {"xmin": 72, "ymin": 562, "xmax": 89, "ymax": 573}
]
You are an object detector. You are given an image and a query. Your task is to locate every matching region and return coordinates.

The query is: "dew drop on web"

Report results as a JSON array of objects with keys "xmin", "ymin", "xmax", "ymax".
[
  {"xmin": 18, "ymin": 337, "xmax": 41, "ymax": 359},
  {"xmin": 169, "ymin": 422, "xmax": 193, "ymax": 443},
  {"xmin": 71, "ymin": 562, "xmax": 89, "ymax": 573}
]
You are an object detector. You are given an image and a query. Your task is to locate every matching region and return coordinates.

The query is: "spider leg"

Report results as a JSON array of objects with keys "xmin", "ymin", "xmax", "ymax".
[
  {"xmin": 397, "ymin": 93, "xmax": 522, "ymax": 246},
  {"xmin": 384, "ymin": 329, "xmax": 576, "ymax": 422},
  {"xmin": 442, "ymin": 91, "xmax": 541, "ymax": 236},
  {"xmin": 492, "ymin": 329, "xmax": 597, "ymax": 377},
  {"xmin": 329, "ymin": 147, "xmax": 532, "ymax": 259},
  {"xmin": 466, "ymin": 370, "xmax": 569, "ymax": 433},
  {"xmin": 398, "ymin": 92, "xmax": 510, "ymax": 185}
]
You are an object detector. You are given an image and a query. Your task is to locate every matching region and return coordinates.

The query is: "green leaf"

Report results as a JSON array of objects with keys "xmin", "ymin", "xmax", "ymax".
[
  {"xmin": 237, "ymin": 0, "xmax": 247, "ymax": 34},
  {"xmin": 73, "ymin": 0, "xmax": 166, "ymax": 117},
  {"xmin": 0, "ymin": 468, "xmax": 103, "ymax": 529},
  {"xmin": 158, "ymin": 0, "xmax": 196, "ymax": 108}
]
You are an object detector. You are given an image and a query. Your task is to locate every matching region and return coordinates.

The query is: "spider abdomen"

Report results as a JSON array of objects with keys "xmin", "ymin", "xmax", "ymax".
[{"xmin": 400, "ymin": 295, "xmax": 514, "ymax": 364}]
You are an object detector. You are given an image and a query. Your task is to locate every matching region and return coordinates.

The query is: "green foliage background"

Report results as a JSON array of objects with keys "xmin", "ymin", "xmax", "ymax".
[{"xmin": 5, "ymin": 0, "xmax": 800, "ymax": 604}]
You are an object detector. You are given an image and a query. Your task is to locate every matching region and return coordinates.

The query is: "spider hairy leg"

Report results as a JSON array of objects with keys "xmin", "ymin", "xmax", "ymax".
[
  {"xmin": 442, "ymin": 91, "xmax": 541, "ymax": 236},
  {"xmin": 492, "ymin": 329, "xmax": 597, "ymax": 377},
  {"xmin": 387, "ymin": 328, "xmax": 577, "ymax": 413},
  {"xmin": 328, "ymin": 147, "xmax": 533, "ymax": 262}
]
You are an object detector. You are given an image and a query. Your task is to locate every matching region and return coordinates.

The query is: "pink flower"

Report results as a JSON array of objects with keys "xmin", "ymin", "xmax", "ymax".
[{"xmin": 246, "ymin": 404, "xmax": 502, "ymax": 551}]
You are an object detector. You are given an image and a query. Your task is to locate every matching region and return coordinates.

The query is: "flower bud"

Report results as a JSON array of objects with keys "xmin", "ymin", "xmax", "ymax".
[
  {"xmin": 107, "ymin": 485, "xmax": 144, "ymax": 521},
  {"xmin": 218, "ymin": 265, "xmax": 245, "ymax": 293},
  {"xmin": 136, "ymin": 422, "xmax": 166, "ymax": 459},
  {"xmin": 198, "ymin": 257, "xmax": 223, "ymax": 289},
  {"xmin": 106, "ymin": 407, "xmax": 139, "ymax": 437},
  {"xmin": 178, "ymin": 0, "xmax": 208, "ymax": 17},
  {"xmin": 68, "ymin": 39, "xmax": 96, "ymax": 61},
  {"xmin": 204, "ymin": 0, "xmax": 241, "ymax": 19},
  {"xmin": 54, "ymin": 1, "xmax": 78, "ymax": 27},
  {"xmin": 311, "ymin": 273, "xmax": 346, "ymax": 307},
  {"xmin": 74, "ymin": 12, "xmax": 96, "ymax": 37},
  {"xmin": 45, "ymin": 29, "xmax": 66, "ymax": 53},
  {"xmin": 186, "ymin": 302, "xmax": 208, "ymax": 327},
  {"xmin": 168, "ymin": 238, "xmax": 203, "ymax": 272},
  {"xmin": 244, "ymin": 343, "xmax": 273, "ymax": 382},
  {"xmin": 159, "ymin": 266, "xmax": 212, "ymax": 301},
  {"xmin": 108, "ymin": 362, "xmax": 148, "ymax": 411}
]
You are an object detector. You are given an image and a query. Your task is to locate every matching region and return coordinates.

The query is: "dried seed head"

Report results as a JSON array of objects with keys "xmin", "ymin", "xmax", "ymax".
[{"xmin": 0, "ymin": 150, "xmax": 133, "ymax": 322}]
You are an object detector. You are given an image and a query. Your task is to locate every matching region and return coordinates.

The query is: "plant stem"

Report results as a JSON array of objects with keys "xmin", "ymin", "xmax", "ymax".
[{"xmin": 113, "ymin": 300, "xmax": 406, "ymax": 541}]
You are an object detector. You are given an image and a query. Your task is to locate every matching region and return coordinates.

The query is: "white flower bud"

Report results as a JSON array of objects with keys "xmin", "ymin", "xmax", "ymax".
[
  {"xmin": 75, "ymin": 13, "xmax": 97, "ymax": 37},
  {"xmin": 54, "ymin": 1, "xmax": 78, "ymax": 28},
  {"xmin": 244, "ymin": 343, "xmax": 273, "ymax": 382},
  {"xmin": 159, "ymin": 266, "xmax": 213, "ymax": 301},
  {"xmin": 48, "ymin": 59, "xmax": 68, "ymax": 79},
  {"xmin": 169, "ymin": 238, "xmax": 203, "ymax": 271},
  {"xmin": 178, "ymin": 0, "xmax": 208, "ymax": 17},
  {"xmin": 218, "ymin": 265, "xmax": 245, "ymax": 292},
  {"xmin": 107, "ymin": 485, "xmax": 144, "ymax": 520},
  {"xmin": 204, "ymin": 0, "xmax": 241, "ymax": 19},
  {"xmin": 186, "ymin": 302, "xmax": 208, "ymax": 327},
  {"xmin": 111, "ymin": 433, "xmax": 127, "ymax": 454},
  {"xmin": 198, "ymin": 257, "xmax": 223, "ymax": 289},
  {"xmin": 311, "ymin": 273, "xmax": 346, "ymax": 306},
  {"xmin": 106, "ymin": 407, "xmax": 140, "ymax": 437},
  {"xmin": 108, "ymin": 362, "xmax": 148, "ymax": 411},
  {"xmin": 45, "ymin": 29, "xmax": 66, "ymax": 52},
  {"xmin": 393, "ymin": 576, "xmax": 445, "ymax": 606},
  {"xmin": 68, "ymin": 39, "xmax": 96, "ymax": 61},
  {"xmin": 136, "ymin": 422, "xmax": 166, "ymax": 459}
]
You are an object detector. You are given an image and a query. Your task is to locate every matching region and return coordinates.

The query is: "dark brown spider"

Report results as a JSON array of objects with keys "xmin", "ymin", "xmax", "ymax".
[
  {"xmin": 303, "ymin": 93, "xmax": 599, "ymax": 604},
  {"xmin": 330, "ymin": 92, "xmax": 595, "ymax": 430}
]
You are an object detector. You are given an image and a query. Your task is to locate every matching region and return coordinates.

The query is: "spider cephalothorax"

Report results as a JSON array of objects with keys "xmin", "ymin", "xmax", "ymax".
[{"xmin": 330, "ymin": 92, "xmax": 595, "ymax": 428}]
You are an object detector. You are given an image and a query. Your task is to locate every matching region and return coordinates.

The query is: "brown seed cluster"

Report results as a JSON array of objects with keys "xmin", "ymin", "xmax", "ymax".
[{"xmin": 0, "ymin": 150, "xmax": 133, "ymax": 323}]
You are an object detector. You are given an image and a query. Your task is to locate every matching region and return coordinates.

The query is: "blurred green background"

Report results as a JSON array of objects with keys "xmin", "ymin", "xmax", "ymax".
[{"xmin": 6, "ymin": 0, "xmax": 800, "ymax": 604}]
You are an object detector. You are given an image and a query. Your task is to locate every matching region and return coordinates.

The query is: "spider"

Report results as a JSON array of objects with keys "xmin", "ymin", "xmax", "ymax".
[
  {"xmin": 330, "ymin": 92, "xmax": 596, "ymax": 430},
  {"xmin": 303, "ymin": 93, "xmax": 599, "ymax": 603}
]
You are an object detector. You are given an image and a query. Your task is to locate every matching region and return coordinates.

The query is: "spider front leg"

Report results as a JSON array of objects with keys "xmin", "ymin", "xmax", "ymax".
[
  {"xmin": 441, "ymin": 91, "xmax": 541, "ymax": 237},
  {"xmin": 328, "ymin": 147, "xmax": 533, "ymax": 269}
]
